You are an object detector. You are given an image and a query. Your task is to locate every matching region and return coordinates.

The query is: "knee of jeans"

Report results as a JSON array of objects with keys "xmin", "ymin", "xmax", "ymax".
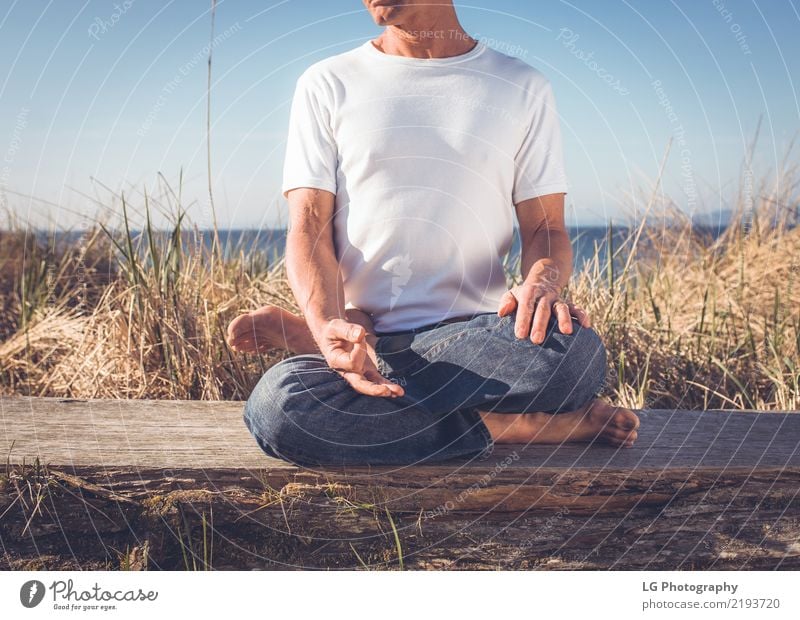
[
  {"xmin": 243, "ymin": 357, "xmax": 329, "ymax": 461},
  {"xmin": 562, "ymin": 323, "xmax": 608, "ymax": 405}
]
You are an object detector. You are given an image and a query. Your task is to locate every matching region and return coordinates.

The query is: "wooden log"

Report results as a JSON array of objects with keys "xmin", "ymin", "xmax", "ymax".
[{"xmin": 1, "ymin": 397, "xmax": 799, "ymax": 570}]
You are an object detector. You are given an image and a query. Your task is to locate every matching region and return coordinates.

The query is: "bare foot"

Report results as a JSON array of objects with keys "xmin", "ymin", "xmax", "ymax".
[
  {"xmin": 226, "ymin": 305, "xmax": 380, "ymax": 364},
  {"xmin": 479, "ymin": 398, "xmax": 640, "ymax": 448},
  {"xmin": 226, "ymin": 305, "xmax": 317, "ymax": 354}
]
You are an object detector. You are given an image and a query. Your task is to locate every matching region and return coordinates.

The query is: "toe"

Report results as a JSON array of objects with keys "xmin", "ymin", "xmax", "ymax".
[
  {"xmin": 228, "ymin": 316, "xmax": 253, "ymax": 339},
  {"xmin": 604, "ymin": 426, "xmax": 638, "ymax": 444},
  {"xmin": 612, "ymin": 408, "xmax": 639, "ymax": 431},
  {"xmin": 607, "ymin": 436, "xmax": 636, "ymax": 448},
  {"xmin": 229, "ymin": 337, "xmax": 260, "ymax": 352}
]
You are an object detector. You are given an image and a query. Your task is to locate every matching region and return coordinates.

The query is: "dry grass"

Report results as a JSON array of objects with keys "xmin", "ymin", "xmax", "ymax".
[
  {"xmin": 1, "ymin": 161, "xmax": 798, "ymax": 410},
  {"xmin": 568, "ymin": 158, "xmax": 800, "ymax": 411},
  {"xmin": 0, "ymin": 185, "xmax": 293, "ymax": 400}
]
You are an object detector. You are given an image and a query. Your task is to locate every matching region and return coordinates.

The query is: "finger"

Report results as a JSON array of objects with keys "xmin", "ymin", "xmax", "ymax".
[
  {"xmin": 553, "ymin": 301, "xmax": 573, "ymax": 334},
  {"xmin": 342, "ymin": 371, "xmax": 396, "ymax": 397},
  {"xmin": 341, "ymin": 371, "xmax": 386, "ymax": 396},
  {"xmin": 514, "ymin": 290, "xmax": 535, "ymax": 339},
  {"xmin": 363, "ymin": 369, "xmax": 405, "ymax": 397},
  {"xmin": 497, "ymin": 289, "xmax": 517, "ymax": 317},
  {"xmin": 327, "ymin": 319, "xmax": 366, "ymax": 344},
  {"xmin": 568, "ymin": 304, "xmax": 592, "ymax": 328},
  {"xmin": 350, "ymin": 341, "xmax": 367, "ymax": 367},
  {"xmin": 530, "ymin": 295, "xmax": 553, "ymax": 344},
  {"xmin": 327, "ymin": 337, "xmax": 370, "ymax": 371},
  {"xmin": 328, "ymin": 345, "xmax": 362, "ymax": 371}
]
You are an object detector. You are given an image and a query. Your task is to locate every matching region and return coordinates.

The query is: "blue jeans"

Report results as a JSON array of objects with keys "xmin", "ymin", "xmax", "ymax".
[{"xmin": 243, "ymin": 310, "xmax": 607, "ymax": 466}]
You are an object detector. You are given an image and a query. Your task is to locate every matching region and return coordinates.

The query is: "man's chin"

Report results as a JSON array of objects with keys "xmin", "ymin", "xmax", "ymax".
[{"xmin": 371, "ymin": 7, "xmax": 404, "ymax": 26}]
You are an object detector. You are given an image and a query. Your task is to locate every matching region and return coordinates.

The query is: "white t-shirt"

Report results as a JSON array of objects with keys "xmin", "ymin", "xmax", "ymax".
[{"xmin": 282, "ymin": 39, "xmax": 569, "ymax": 333}]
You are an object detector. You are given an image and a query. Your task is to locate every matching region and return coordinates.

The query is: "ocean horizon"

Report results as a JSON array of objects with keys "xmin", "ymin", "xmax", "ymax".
[{"xmin": 26, "ymin": 222, "xmax": 732, "ymax": 275}]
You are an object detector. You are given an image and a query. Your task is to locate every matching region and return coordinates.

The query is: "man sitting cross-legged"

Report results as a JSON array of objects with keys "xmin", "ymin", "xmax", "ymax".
[
  {"xmin": 229, "ymin": 0, "xmax": 639, "ymax": 466},
  {"xmin": 229, "ymin": 297, "xmax": 640, "ymax": 467}
]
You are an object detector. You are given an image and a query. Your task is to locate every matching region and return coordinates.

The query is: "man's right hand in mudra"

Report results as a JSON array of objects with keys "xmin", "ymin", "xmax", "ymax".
[
  {"xmin": 316, "ymin": 317, "xmax": 405, "ymax": 398},
  {"xmin": 227, "ymin": 305, "xmax": 405, "ymax": 398}
]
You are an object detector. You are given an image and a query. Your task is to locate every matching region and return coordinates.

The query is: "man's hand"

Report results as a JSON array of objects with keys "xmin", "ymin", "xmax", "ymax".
[
  {"xmin": 317, "ymin": 318, "xmax": 405, "ymax": 398},
  {"xmin": 498, "ymin": 279, "xmax": 591, "ymax": 344}
]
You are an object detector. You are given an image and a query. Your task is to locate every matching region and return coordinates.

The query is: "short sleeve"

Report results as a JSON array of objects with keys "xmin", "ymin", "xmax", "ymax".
[
  {"xmin": 281, "ymin": 70, "xmax": 338, "ymax": 197},
  {"xmin": 511, "ymin": 81, "xmax": 569, "ymax": 204}
]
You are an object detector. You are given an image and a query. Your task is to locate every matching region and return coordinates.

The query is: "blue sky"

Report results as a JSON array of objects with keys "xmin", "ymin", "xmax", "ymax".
[{"xmin": 1, "ymin": 0, "xmax": 798, "ymax": 230}]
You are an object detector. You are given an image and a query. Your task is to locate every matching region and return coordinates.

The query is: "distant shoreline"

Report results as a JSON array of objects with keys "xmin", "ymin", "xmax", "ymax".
[{"xmin": 15, "ymin": 223, "xmax": 736, "ymax": 271}]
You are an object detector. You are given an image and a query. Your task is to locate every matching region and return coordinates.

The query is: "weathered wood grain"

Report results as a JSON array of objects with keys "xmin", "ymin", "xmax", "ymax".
[
  {"xmin": 1, "ymin": 397, "xmax": 799, "ymax": 570},
  {"xmin": 3, "ymin": 396, "xmax": 799, "ymax": 470}
]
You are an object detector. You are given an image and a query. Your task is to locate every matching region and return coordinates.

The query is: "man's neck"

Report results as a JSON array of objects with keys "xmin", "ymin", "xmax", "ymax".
[{"xmin": 372, "ymin": 16, "xmax": 476, "ymax": 59}]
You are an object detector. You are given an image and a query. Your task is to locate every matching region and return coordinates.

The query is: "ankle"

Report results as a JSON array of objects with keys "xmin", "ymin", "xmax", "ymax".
[
  {"xmin": 524, "ymin": 401, "xmax": 593, "ymax": 442},
  {"xmin": 480, "ymin": 411, "xmax": 541, "ymax": 443}
]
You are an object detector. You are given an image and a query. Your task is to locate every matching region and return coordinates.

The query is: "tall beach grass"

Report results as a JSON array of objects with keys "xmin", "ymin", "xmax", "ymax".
[{"xmin": 1, "ymin": 158, "xmax": 798, "ymax": 410}]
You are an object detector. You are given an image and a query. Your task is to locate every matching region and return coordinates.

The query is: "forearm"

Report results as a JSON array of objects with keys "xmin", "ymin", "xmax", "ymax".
[
  {"xmin": 506, "ymin": 195, "xmax": 587, "ymax": 340},
  {"xmin": 285, "ymin": 190, "xmax": 345, "ymax": 338},
  {"xmin": 520, "ymin": 226, "xmax": 573, "ymax": 291}
]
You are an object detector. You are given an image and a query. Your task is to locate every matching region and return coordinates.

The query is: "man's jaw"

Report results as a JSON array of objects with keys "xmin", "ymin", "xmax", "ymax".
[{"xmin": 368, "ymin": 0, "xmax": 407, "ymax": 25}]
